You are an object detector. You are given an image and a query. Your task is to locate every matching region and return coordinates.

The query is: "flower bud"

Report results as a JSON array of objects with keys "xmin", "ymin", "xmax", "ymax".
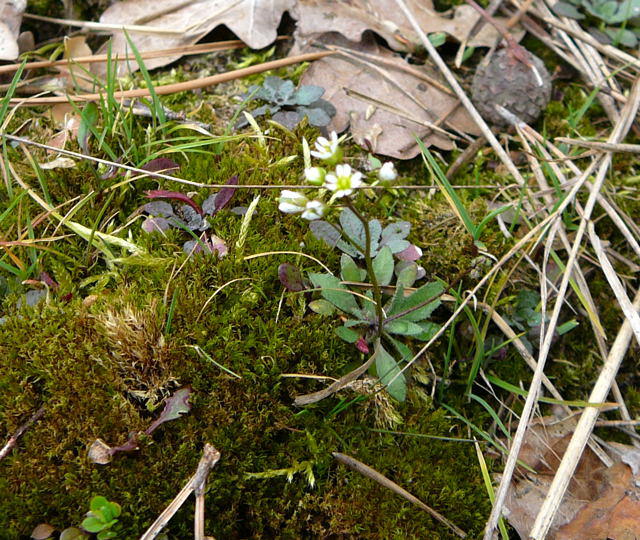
[
  {"xmin": 304, "ymin": 167, "xmax": 326, "ymax": 186},
  {"xmin": 378, "ymin": 162, "xmax": 397, "ymax": 182},
  {"xmin": 278, "ymin": 190, "xmax": 308, "ymax": 214},
  {"xmin": 310, "ymin": 132, "xmax": 342, "ymax": 164},
  {"xmin": 301, "ymin": 200, "xmax": 326, "ymax": 221}
]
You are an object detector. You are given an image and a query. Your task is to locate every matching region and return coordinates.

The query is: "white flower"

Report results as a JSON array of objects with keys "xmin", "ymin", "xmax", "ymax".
[
  {"xmin": 310, "ymin": 131, "xmax": 341, "ymax": 163},
  {"xmin": 301, "ymin": 200, "xmax": 326, "ymax": 220},
  {"xmin": 304, "ymin": 166, "xmax": 326, "ymax": 186},
  {"xmin": 378, "ymin": 162, "xmax": 397, "ymax": 182},
  {"xmin": 323, "ymin": 164, "xmax": 364, "ymax": 198},
  {"xmin": 278, "ymin": 190, "xmax": 308, "ymax": 214}
]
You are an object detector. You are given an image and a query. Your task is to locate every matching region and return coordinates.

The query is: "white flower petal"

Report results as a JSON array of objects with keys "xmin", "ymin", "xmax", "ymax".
[
  {"xmin": 301, "ymin": 200, "xmax": 326, "ymax": 220},
  {"xmin": 279, "ymin": 202, "xmax": 304, "ymax": 214}
]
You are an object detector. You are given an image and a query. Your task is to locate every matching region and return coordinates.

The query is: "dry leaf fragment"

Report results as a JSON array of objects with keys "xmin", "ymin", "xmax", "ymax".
[
  {"xmin": 39, "ymin": 157, "xmax": 77, "ymax": 170},
  {"xmin": 300, "ymin": 34, "xmax": 480, "ymax": 158},
  {"xmin": 503, "ymin": 415, "xmax": 640, "ymax": 539},
  {"xmin": 30, "ymin": 523, "xmax": 55, "ymax": 540},
  {"xmin": 292, "ymin": 0, "xmax": 522, "ymax": 53},
  {"xmin": 0, "ymin": 0, "xmax": 25, "ymax": 60},
  {"xmin": 97, "ymin": 0, "xmax": 296, "ymax": 75}
]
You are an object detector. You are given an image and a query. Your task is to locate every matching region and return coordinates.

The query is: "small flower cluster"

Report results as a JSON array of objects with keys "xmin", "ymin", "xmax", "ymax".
[{"xmin": 278, "ymin": 132, "xmax": 397, "ymax": 220}]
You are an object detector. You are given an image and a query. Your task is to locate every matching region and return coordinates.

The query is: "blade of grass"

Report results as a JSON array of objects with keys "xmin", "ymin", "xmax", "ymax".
[{"xmin": 124, "ymin": 30, "xmax": 166, "ymax": 125}]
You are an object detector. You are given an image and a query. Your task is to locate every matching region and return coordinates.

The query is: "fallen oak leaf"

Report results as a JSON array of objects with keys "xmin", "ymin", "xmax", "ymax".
[
  {"xmin": 97, "ymin": 0, "xmax": 296, "ymax": 76},
  {"xmin": 502, "ymin": 415, "xmax": 640, "ymax": 539},
  {"xmin": 300, "ymin": 34, "xmax": 480, "ymax": 157},
  {"xmin": 292, "ymin": 0, "xmax": 521, "ymax": 53}
]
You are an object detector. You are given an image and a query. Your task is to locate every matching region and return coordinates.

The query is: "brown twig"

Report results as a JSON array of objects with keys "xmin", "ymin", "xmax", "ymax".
[
  {"xmin": 0, "ymin": 406, "xmax": 46, "ymax": 461},
  {"xmin": 9, "ymin": 51, "xmax": 334, "ymax": 105},
  {"xmin": 293, "ymin": 343, "xmax": 378, "ymax": 407},
  {"xmin": 140, "ymin": 443, "xmax": 220, "ymax": 540},
  {"xmin": 446, "ymin": 135, "xmax": 488, "ymax": 179},
  {"xmin": 0, "ymin": 40, "xmax": 256, "ymax": 75},
  {"xmin": 333, "ymin": 452, "xmax": 467, "ymax": 538}
]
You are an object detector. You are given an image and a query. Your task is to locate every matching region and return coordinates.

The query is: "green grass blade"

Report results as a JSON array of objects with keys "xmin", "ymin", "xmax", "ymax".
[{"xmin": 418, "ymin": 139, "xmax": 477, "ymax": 237}]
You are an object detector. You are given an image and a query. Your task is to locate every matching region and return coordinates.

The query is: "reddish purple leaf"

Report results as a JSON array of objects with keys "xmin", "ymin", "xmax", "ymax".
[
  {"xmin": 39, "ymin": 271, "xmax": 59, "ymax": 290},
  {"xmin": 146, "ymin": 190, "xmax": 203, "ymax": 216},
  {"xmin": 355, "ymin": 337, "xmax": 370, "ymax": 354},
  {"xmin": 278, "ymin": 263, "xmax": 306, "ymax": 292},
  {"xmin": 214, "ymin": 175, "xmax": 238, "ymax": 213},
  {"xmin": 396, "ymin": 244, "xmax": 423, "ymax": 261},
  {"xmin": 145, "ymin": 386, "xmax": 192, "ymax": 435},
  {"xmin": 89, "ymin": 387, "xmax": 193, "ymax": 463},
  {"xmin": 141, "ymin": 158, "xmax": 180, "ymax": 173}
]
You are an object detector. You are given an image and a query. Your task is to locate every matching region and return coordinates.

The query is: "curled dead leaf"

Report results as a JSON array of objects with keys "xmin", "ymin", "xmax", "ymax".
[{"xmin": 88, "ymin": 438, "xmax": 113, "ymax": 465}]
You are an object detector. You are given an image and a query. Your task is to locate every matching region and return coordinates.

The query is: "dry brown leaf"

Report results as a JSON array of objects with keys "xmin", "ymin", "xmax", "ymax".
[
  {"xmin": 0, "ymin": 0, "xmax": 25, "ymax": 60},
  {"xmin": 95, "ymin": 0, "xmax": 522, "ymax": 76},
  {"xmin": 46, "ymin": 104, "xmax": 81, "ymax": 150},
  {"xmin": 96, "ymin": 0, "xmax": 296, "ymax": 75},
  {"xmin": 292, "ymin": 0, "xmax": 520, "ymax": 53},
  {"xmin": 300, "ymin": 34, "xmax": 480, "ymax": 158},
  {"xmin": 30, "ymin": 523, "xmax": 55, "ymax": 540},
  {"xmin": 503, "ymin": 415, "xmax": 640, "ymax": 539}
]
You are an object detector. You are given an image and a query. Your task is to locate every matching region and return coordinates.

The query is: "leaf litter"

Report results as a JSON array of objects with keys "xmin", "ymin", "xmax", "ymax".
[
  {"xmin": 92, "ymin": 0, "xmax": 523, "ymax": 155},
  {"xmin": 503, "ymin": 415, "xmax": 640, "ymax": 539}
]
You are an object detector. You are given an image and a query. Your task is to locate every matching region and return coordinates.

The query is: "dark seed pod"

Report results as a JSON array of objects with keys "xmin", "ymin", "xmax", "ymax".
[{"xmin": 471, "ymin": 48, "xmax": 552, "ymax": 127}]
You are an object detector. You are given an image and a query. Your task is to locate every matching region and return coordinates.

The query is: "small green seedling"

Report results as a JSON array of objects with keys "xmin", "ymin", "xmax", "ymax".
[
  {"xmin": 552, "ymin": 0, "xmax": 640, "ymax": 46},
  {"xmin": 80, "ymin": 496, "xmax": 121, "ymax": 539},
  {"xmin": 237, "ymin": 76, "xmax": 336, "ymax": 130}
]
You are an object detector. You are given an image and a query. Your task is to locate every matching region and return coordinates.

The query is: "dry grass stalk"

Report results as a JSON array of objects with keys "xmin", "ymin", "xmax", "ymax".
[
  {"xmin": 0, "ymin": 406, "xmax": 46, "ymax": 462},
  {"xmin": 140, "ymin": 443, "xmax": 221, "ymax": 540},
  {"xmin": 484, "ymin": 77, "xmax": 640, "ymax": 539},
  {"xmin": 333, "ymin": 452, "xmax": 467, "ymax": 538},
  {"xmin": 393, "ymin": 0, "xmax": 527, "ymax": 186}
]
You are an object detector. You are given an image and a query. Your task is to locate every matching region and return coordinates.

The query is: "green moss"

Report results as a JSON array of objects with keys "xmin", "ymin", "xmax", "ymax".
[
  {"xmin": 5, "ymin": 47, "xmax": 640, "ymax": 536},
  {"xmin": 0, "ymin": 252, "xmax": 490, "ymax": 537}
]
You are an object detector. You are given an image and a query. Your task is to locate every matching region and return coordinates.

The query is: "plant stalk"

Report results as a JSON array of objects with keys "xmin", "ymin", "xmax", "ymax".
[{"xmin": 344, "ymin": 200, "xmax": 384, "ymax": 337}]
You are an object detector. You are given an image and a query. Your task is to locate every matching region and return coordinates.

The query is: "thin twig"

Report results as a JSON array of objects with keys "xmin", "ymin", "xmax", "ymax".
[
  {"xmin": 555, "ymin": 137, "xmax": 640, "ymax": 153},
  {"xmin": 0, "ymin": 406, "xmax": 46, "ymax": 461},
  {"xmin": 333, "ymin": 452, "xmax": 467, "ymax": 538},
  {"xmin": 140, "ymin": 444, "xmax": 220, "ymax": 540},
  {"xmin": 9, "ymin": 51, "xmax": 334, "ymax": 105},
  {"xmin": 0, "ymin": 40, "xmax": 253, "ymax": 74}
]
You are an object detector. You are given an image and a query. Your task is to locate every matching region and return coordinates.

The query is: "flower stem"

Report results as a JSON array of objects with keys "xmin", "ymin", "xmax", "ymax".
[{"xmin": 344, "ymin": 200, "xmax": 384, "ymax": 338}]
